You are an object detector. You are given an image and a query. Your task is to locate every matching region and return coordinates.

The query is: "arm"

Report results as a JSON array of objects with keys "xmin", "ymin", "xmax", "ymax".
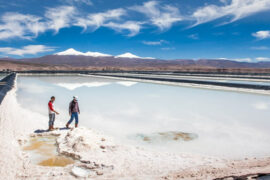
[
  {"xmin": 78, "ymin": 103, "xmax": 80, "ymax": 114},
  {"xmin": 69, "ymin": 102, "xmax": 72, "ymax": 115}
]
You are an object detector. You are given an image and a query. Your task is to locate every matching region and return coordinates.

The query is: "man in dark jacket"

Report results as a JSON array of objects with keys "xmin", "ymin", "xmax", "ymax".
[{"xmin": 66, "ymin": 96, "xmax": 80, "ymax": 128}]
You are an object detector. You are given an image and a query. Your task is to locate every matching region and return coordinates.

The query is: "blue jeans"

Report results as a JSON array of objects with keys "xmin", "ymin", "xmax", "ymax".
[
  {"xmin": 68, "ymin": 112, "xmax": 79, "ymax": 124},
  {"xmin": 49, "ymin": 113, "xmax": 55, "ymax": 127}
]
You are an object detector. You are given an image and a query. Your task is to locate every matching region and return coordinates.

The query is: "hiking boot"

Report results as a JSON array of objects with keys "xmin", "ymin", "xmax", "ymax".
[
  {"xmin": 66, "ymin": 123, "xmax": 70, "ymax": 129},
  {"xmin": 75, "ymin": 123, "xmax": 78, "ymax": 128}
]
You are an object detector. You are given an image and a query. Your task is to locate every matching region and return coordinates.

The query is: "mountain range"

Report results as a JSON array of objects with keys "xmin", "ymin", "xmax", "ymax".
[{"xmin": 1, "ymin": 48, "xmax": 270, "ymax": 72}]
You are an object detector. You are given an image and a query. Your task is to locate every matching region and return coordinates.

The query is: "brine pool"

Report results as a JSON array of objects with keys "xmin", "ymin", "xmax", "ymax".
[{"xmin": 16, "ymin": 74, "xmax": 270, "ymax": 159}]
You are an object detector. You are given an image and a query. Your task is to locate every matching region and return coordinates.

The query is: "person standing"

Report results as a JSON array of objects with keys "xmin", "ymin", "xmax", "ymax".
[
  {"xmin": 48, "ymin": 96, "xmax": 59, "ymax": 131},
  {"xmin": 66, "ymin": 96, "xmax": 80, "ymax": 128}
]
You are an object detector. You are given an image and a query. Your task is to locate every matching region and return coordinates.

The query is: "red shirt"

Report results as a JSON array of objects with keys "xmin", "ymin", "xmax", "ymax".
[{"xmin": 48, "ymin": 101, "xmax": 55, "ymax": 114}]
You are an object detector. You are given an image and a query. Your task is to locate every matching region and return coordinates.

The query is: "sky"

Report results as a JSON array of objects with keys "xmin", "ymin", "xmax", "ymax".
[{"xmin": 0, "ymin": 0, "xmax": 269, "ymax": 62}]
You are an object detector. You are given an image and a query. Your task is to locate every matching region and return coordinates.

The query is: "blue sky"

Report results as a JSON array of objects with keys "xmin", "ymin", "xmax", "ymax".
[{"xmin": 0, "ymin": 0, "xmax": 270, "ymax": 62}]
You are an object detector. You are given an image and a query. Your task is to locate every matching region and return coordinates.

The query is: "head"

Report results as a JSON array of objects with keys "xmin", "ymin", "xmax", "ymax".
[
  {"xmin": 73, "ymin": 96, "xmax": 78, "ymax": 102},
  {"xmin": 51, "ymin": 96, "xmax": 55, "ymax": 102}
]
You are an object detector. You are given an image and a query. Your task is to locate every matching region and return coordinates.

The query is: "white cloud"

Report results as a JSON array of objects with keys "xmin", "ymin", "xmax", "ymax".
[
  {"xmin": 192, "ymin": 0, "xmax": 270, "ymax": 26},
  {"xmin": 104, "ymin": 21, "xmax": 143, "ymax": 37},
  {"xmin": 231, "ymin": 58, "xmax": 253, "ymax": 62},
  {"xmin": 219, "ymin": 57, "xmax": 270, "ymax": 62},
  {"xmin": 0, "ymin": 45, "xmax": 54, "ymax": 56},
  {"xmin": 0, "ymin": 13, "xmax": 46, "ymax": 40},
  {"xmin": 131, "ymin": 1, "xmax": 182, "ymax": 30},
  {"xmin": 63, "ymin": 0, "xmax": 92, "ymax": 6},
  {"xmin": 0, "ymin": 6, "xmax": 137, "ymax": 39},
  {"xmin": 75, "ymin": 8, "xmax": 126, "ymax": 31},
  {"xmin": 0, "ymin": 6, "xmax": 76, "ymax": 40},
  {"xmin": 256, "ymin": 57, "xmax": 270, "ymax": 61},
  {"xmin": 1, "ymin": 1, "xmax": 269, "ymax": 40},
  {"xmin": 45, "ymin": 6, "xmax": 77, "ymax": 33},
  {"xmin": 142, "ymin": 40, "xmax": 168, "ymax": 45},
  {"xmin": 74, "ymin": 8, "xmax": 143, "ymax": 36},
  {"xmin": 252, "ymin": 30, "xmax": 270, "ymax": 40},
  {"xmin": 188, "ymin": 34, "xmax": 199, "ymax": 40},
  {"xmin": 251, "ymin": 46, "xmax": 269, "ymax": 50},
  {"xmin": 217, "ymin": 57, "xmax": 252, "ymax": 62},
  {"xmin": 161, "ymin": 47, "xmax": 175, "ymax": 51}
]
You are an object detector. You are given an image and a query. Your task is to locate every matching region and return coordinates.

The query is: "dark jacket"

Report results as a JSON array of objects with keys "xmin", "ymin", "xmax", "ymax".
[{"xmin": 69, "ymin": 100, "xmax": 80, "ymax": 114}]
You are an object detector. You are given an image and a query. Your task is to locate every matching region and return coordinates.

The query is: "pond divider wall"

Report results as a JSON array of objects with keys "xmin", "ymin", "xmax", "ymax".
[
  {"xmin": 0, "ymin": 73, "xmax": 16, "ymax": 105},
  {"xmin": 96, "ymin": 74, "xmax": 270, "ymax": 90}
]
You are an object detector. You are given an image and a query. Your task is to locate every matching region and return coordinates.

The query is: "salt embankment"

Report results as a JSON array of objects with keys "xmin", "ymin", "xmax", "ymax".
[
  {"xmin": 88, "ymin": 74, "xmax": 270, "ymax": 95},
  {"xmin": 0, "ymin": 83, "xmax": 75, "ymax": 179}
]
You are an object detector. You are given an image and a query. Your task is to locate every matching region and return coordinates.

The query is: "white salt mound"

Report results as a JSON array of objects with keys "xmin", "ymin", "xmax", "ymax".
[{"xmin": 71, "ymin": 166, "xmax": 89, "ymax": 178}]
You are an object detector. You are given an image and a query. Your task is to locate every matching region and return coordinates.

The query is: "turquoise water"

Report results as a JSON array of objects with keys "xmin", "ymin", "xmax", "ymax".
[{"xmin": 16, "ymin": 74, "xmax": 270, "ymax": 158}]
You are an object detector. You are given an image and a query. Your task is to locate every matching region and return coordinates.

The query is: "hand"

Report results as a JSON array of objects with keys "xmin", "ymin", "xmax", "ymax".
[{"xmin": 56, "ymin": 112, "xmax": 59, "ymax": 115}]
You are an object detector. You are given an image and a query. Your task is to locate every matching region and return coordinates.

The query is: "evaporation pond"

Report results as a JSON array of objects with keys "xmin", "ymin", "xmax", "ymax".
[{"xmin": 17, "ymin": 75, "xmax": 270, "ymax": 158}]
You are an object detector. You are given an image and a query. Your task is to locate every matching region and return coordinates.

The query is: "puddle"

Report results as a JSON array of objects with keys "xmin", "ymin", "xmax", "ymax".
[
  {"xmin": 39, "ymin": 156, "xmax": 74, "ymax": 167},
  {"xmin": 135, "ymin": 131, "xmax": 198, "ymax": 143},
  {"xmin": 23, "ymin": 135, "xmax": 74, "ymax": 167},
  {"xmin": 158, "ymin": 131, "xmax": 197, "ymax": 141}
]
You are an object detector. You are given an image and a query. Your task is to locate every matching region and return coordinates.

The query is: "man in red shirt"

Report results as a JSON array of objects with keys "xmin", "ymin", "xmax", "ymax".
[{"xmin": 48, "ymin": 96, "xmax": 59, "ymax": 131}]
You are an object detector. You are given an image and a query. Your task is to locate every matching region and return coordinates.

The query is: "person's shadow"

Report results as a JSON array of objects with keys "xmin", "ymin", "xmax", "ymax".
[
  {"xmin": 34, "ymin": 127, "xmax": 69, "ymax": 134},
  {"xmin": 34, "ymin": 129, "xmax": 49, "ymax": 133}
]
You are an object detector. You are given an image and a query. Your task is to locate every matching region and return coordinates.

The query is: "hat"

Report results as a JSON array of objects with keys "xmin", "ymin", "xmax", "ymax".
[{"xmin": 73, "ymin": 96, "xmax": 78, "ymax": 100}]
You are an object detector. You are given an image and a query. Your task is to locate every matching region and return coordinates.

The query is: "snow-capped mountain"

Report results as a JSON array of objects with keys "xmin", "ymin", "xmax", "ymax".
[
  {"xmin": 55, "ymin": 48, "xmax": 112, "ymax": 57},
  {"xmin": 84, "ymin": 51, "xmax": 112, "ymax": 57},
  {"xmin": 55, "ymin": 48, "xmax": 84, "ymax": 56},
  {"xmin": 115, "ymin": 52, "xmax": 140, "ymax": 58},
  {"xmin": 55, "ymin": 49, "xmax": 155, "ymax": 59},
  {"xmin": 115, "ymin": 52, "xmax": 154, "ymax": 59}
]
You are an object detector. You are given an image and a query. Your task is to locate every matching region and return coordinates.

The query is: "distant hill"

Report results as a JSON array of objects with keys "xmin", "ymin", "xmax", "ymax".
[
  {"xmin": 0, "ymin": 59, "xmax": 66, "ymax": 71},
  {"xmin": 1, "ymin": 50, "xmax": 270, "ymax": 72},
  {"xmin": 18, "ymin": 55, "xmax": 190, "ymax": 68},
  {"xmin": 14, "ymin": 55, "xmax": 270, "ymax": 69}
]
